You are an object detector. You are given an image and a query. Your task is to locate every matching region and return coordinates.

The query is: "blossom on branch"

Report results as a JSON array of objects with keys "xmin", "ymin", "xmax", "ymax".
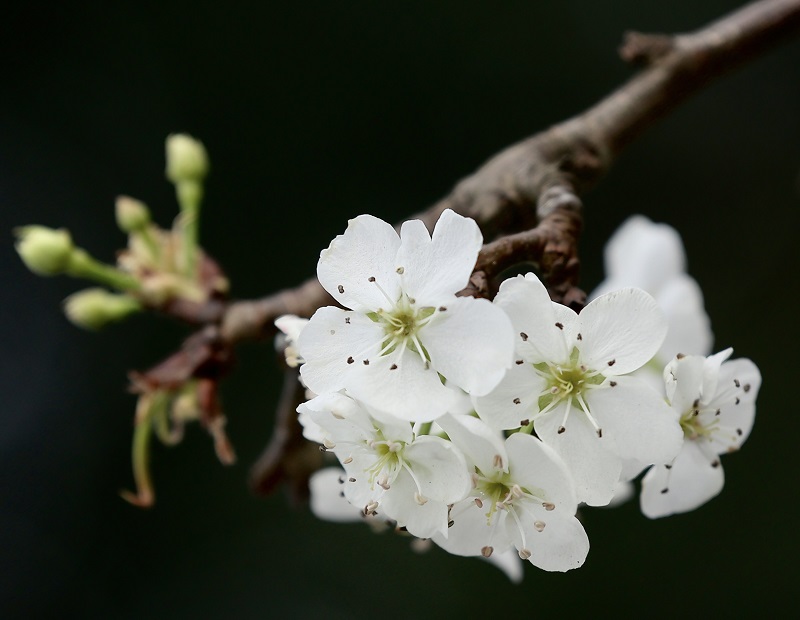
[
  {"xmin": 474, "ymin": 273, "xmax": 683, "ymax": 505},
  {"xmin": 297, "ymin": 209, "xmax": 515, "ymax": 422}
]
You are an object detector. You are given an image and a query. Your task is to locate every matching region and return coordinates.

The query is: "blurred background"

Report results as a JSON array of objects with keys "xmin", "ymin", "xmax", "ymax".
[{"xmin": 1, "ymin": 1, "xmax": 798, "ymax": 617}]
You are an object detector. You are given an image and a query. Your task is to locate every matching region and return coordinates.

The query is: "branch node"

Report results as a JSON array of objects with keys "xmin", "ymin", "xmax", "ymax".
[{"xmin": 619, "ymin": 31, "xmax": 675, "ymax": 65}]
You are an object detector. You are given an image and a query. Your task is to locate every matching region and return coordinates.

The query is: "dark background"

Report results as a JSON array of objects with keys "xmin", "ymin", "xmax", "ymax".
[{"xmin": 1, "ymin": 1, "xmax": 798, "ymax": 617}]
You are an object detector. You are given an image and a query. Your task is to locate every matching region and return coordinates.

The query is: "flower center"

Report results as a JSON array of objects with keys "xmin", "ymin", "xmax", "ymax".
[
  {"xmin": 531, "ymin": 348, "xmax": 607, "ymax": 436},
  {"xmin": 368, "ymin": 294, "xmax": 438, "ymax": 362}
]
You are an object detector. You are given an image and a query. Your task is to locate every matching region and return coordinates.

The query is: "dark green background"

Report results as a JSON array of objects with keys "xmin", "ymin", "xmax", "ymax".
[{"xmin": 2, "ymin": 1, "xmax": 798, "ymax": 617}]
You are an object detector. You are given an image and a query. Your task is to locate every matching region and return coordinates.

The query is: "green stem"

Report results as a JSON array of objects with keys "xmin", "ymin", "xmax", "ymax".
[
  {"xmin": 176, "ymin": 181, "xmax": 203, "ymax": 278},
  {"xmin": 66, "ymin": 249, "xmax": 140, "ymax": 291}
]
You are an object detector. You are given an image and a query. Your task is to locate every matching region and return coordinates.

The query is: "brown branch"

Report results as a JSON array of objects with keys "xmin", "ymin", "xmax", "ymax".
[{"xmin": 219, "ymin": 0, "xmax": 800, "ymax": 342}]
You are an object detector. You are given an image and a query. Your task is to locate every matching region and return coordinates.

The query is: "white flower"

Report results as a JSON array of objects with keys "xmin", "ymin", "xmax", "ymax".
[
  {"xmin": 298, "ymin": 391, "xmax": 472, "ymax": 538},
  {"xmin": 591, "ymin": 215, "xmax": 713, "ymax": 366},
  {"xmin": 433, "ymin": 414, "xmax": 589, "ymax": 572},
  {"xmin": 640, "ymin": 348, "xmax": 761, "ymax": 518},
  {"xmin": 474, "ymin": 273, "xmax": 683, "ymax": 505},
  {"xmin": 297, "ymin": 209, "xmax": 514, "ymax": 422}
]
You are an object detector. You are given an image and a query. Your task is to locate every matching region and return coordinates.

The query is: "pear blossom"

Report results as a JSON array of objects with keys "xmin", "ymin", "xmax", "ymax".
[
  {"xmin": 640, "ymin": 348, "xmax": 760, "ymax": 518},
  {"xmin": 275, "ymin": 314, "xmax": 310, "ymax": 368},
  {"xmin": 474, "ymin": 273, "xmax": 683, "ymax": 505},
  {"xmin": 433, "ymin": 414, "xmax": 589, "ymax": 572},
  {"xmin": 591, "ymin": 215, "xmax": 713, "ymax": 366},
  {"xmin": 298, "ymin": 391, "xmax": 472, "ymax": 538},
  {"xmin": 296, "ymin": 209, "xmax": 514, "ymax": 422}
]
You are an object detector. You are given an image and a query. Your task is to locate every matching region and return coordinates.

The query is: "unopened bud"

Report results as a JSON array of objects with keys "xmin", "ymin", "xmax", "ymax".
[
  {"xmin": 115, "ymin": 196, "xmax": 151, "ymax": 233},
  {"xmin": 63, "ymin": 288, "xmax": 141, "ymax": 330},
  {"xmin": 165, "ymin": 134, "xmax": 209, "ymax": 184},
  {"xmin": 14, "ymin": 226, "xmax": 75, "ymax": 276}
]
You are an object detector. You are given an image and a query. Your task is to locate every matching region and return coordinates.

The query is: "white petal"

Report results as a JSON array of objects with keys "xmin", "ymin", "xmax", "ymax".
[
  {"xmin": 473, "ymin": 362, "xmax": 547, "ymax": 431},
  {"xmin": 535, "ymin": 403, "xmax": 622, "ymax": 506},
  {"xmin": 297, "ymin": 307, "xmax": 384, "ymax": 395},
  {"xmin": 663, "ymin": 354, "xmax": 705, "ymax": 414},
  {"xmin": 403, "ymin": 435, "xmax": 472, "ymax": 504},
  {"xmin": 505, "ymin": 433, "xmax": 577, "ymax": 511},
  {"xmin": 437, "ymin": 413, "xmax": 509, "ymax": 475},
  {"xmin": 309, "ymin": 468, "xmax": 362, "ymax": 523},
  {"xmin": 494, "ymin": 273, "xmax": 572, "ymax": 364},
  {"xmin": 655, "ymin": 275, "xmax": 713, "ymax": 361},
  {"xmin": 347, "ymin": 347, "xmax": 460, "ymax": 422},
  {"xmin": 395, "ymin": 209, "xmax": 482, "ymax": 303},
  {"xmin": 640, "ymin": 440, "xmax": 725, "ymax": 518},
  {"xmin": 588, "ymin": 376, "xmax": 683, "ymax": 465},
  {"xmin": 317, "ymin": 214, "xmax": 401, "ymax": 312},
  {"xmin": 701, "ymin": 348, "xmax": 734, "ymax": 403},
  {"xmin": 433, "ymin": 499, "xmax": 512, "ymax": 557},
  {"xmin": 380, "ymin": 469, "xmax": 450, "ymax": 538},
  {"xmin": 706, "ymin": 357, "xmax": 760, "ymax": 451},
  {"xmin": 598, "ymin": 215, "xmax": 686, "ymax": 293},
  {"xmin": 508, "ymin": 505, "xmax": 589, "ymax": 572},
  {"xmin": 422, "ymin": 296, "xmax": 514, "ymax": 396},
  {"xmin": 578, "ymin": 288, "xmax": 667, "ymax": 375}
]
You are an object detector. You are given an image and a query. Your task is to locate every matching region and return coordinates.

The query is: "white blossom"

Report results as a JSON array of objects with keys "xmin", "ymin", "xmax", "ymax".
[
  {"xmin": 591, "ymin": 215, "xmax": 713, "ymax": 366},
  {"xmin": 297, "ymin": 209, "xmax": 514, "ymax": 422},
  {"xmin": 475, "ymin": 273, "xmax": 683, "ymax": 505},
  {"xmin": 298, "ymin": 391, "xmax": 471, "ymax": 538},
  {"xmin": 640, "ymin": 348, "xmax": 760, "ymax": 518},
  {"xmin": 433, "ymin": 414, "xmax": 589, "ymax": 572}
]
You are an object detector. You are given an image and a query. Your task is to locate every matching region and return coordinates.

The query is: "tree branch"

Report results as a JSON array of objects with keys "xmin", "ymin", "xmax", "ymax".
[{"xmin": 220, "ymin": 0, "xmax": 800, "ymax": 343}]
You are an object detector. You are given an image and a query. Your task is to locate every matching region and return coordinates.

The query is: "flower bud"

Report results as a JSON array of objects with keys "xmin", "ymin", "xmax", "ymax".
[
  {"xmin": 63, "ymin": 288, "xmax": 141, "ymax": 330},
  {"xmin": 165, "ymin": 134, "xmax": 209, "ymax": 184},
  {"xmin": 14, "ymin": 225, "xmax": 74, "ymax": 276},
  {"xmin": 115, "ymin": 196, "xmax": 151, "ymax": 233}
]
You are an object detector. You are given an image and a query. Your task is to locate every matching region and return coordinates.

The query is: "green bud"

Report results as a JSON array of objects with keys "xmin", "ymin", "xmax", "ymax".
[
  {"xmin": 63, "ymin": 287, "xmax": 141, "ymax": 330},
  {"xmin": 165, "ymin": 134, "xmax": 209, "ymax": 184},
  {"xmin": 14, "ymin": 225, "xmax": 75, "ymax": 276},
  {"xmin": 115, "ymin": 196, "xmax": 151, "ymax": 233}
]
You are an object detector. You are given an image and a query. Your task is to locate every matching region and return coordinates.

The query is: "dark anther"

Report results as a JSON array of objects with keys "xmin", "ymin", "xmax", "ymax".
[
  {"xmin": 347, "ymin": 356, "xmax": 354, "ymax": 364},
  {"xmin": 513, "ymin": 398, "xmax": 521, "ymax": 405},
  {"xmin": 607, "ymin": 359, "xmax": 616, "ymax": 367},
  {"xmin": 520, "ymin": 332, "xmax": 529, "ymax": 341},
  {"xmin": 368, "ymin": 276, "xmax": 376, "ymax": 282},
  {"xmin": 338, "ymin": 285, "xmax": 345, "ymax": 294},
  {"xmin": 555, "ymin": 322, "xmax": 564, "ymax": 330}
]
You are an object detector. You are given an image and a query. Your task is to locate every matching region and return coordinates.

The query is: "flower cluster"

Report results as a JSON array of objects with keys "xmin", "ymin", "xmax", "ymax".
[{"xmin": 281, "ymin": 210, "xmax": 760, "ymax": 579}]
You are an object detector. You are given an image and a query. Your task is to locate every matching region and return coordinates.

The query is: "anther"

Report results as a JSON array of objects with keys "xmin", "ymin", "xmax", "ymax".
[
  {"xmin": 513, "ymin": 398, "xmax": 521, "ymax": 405},
  {"xmin": 330, "ymin": 329, "xmax": 335, "ymax": 335},
  {"xmin": 396, "ymin": 266, "xmax": 404, "ymax": 274},
  {"xmin": 343, "ymin": 456, "xmax": 353, "ymax": 464},
  {"xmin": 736, "ymin": 428, "xmax": 743, "ymax": 436},
  {"xmin": 518, "ymin": 548, "xmax": 532, "ymax": 560},
  {"xmin": 693, "ymin": 399, "xmax": 700, "ymax": 409},
  {"xmin": 542, "ymin": 502, "xmax": 555, "ymax": 511},
  {"xmin": 519, "ymin": 419, "xmax": 530, "ymax": 426},
  {"xmin": 665, "ymin": 464, "xmax": 672, "ymax": 469},
  {"xmin": 558, "ymin": 426, "xmax": 566, "ymax": 434},
  {"xmin": 676, "ymin": 353, "xmax": 685, "ymax": 359},
  {"xmin": 363, "ymin": 359, "xmax": 370, "ymax": 365},
  {"xmin": 331, "ymin": 411, "xmax": 345, "ymax": 420},
  {"xmin": 520, "ymin": 332, "xmax": 529, "ymax": 341},
  {"xmin": 555, "ymin": 322, "xmax": 564, "ymax": 330},
  {"xmin": 345, "ymin": 317, "xmax": 351, "ymax": 324},
  {"xmin": 414, "ymin": 492, "xmax": 428, "ymax": 505},
  {"xmin": 735, "ymin": 397, "xmax": 740, "ymax": 405},
  {"xmin": 515, "ymin": 359, "xmax": 524, "ymax": 365},
  {"xmin": 481, "ymin": 546, "xmax": 494, "ymax": 558},
  {"xmin": 439, "ymin": 306, "xmax": 447, "ymax": 312},
  {"xmin": 734, "ymin": 379, "xmax": 740, "ymax": 388},
  {"xmin": 534, "ymin": 521, "xmax": 546, "ymax": 532},
  {"xmin": 743, "ymin": 383, "xmax": 751, "ymax": 393},
  {"xmin": 577, "ymin": 333, "xmax": 583, "ymax": 341},
  {"xmin": 390, "ymin": 364, "xmax": 398, "ymax": 370},
  {"xmin": 448, "ymin": 520, "xmax": 455, "ymax": 528},
  {"xmin": 337, "ymin": 285, "xmax": 344, "ymax": 294},
  {"xmin": 711, "ymin": 460, "xmax": 720, "ymax": 468},
  {"xmin": 715, "ymin": 409, "xmax": 721, "ymax": 416},
  {"xmin": 607, "ymin": 359, "xmax": 616, "ymax": 367},
  {"xmin": 609, "ymin": 381, "xmax": 617, "ymax": 387},
  {"xmin": 596, "ymin": 429, "xmax": 603, "ymax": 438},
  {"xmin": 347, "ymin": 356, "xmax": 354, "ymax": 364},
  {"xmin": 493, "ymin": 454, "xmax": 504, "ymax": 469},
  {"xmin": 660, "ymin": 488, "xmax": 669, "ymax": 494},
  {"xmin": 474, "ymin": 498, "xmax": 483, "ymax": 508},
  {"xmin": 368, "ymin": 276, "xmax": 376, "ymax": 282},
  {"xmin": 323, "ymin": 438, "xmax": 336, "ymax": 449},
  {"xmin": 348, "ymin": 477, "xmax": 356, "ymax": 482}
]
